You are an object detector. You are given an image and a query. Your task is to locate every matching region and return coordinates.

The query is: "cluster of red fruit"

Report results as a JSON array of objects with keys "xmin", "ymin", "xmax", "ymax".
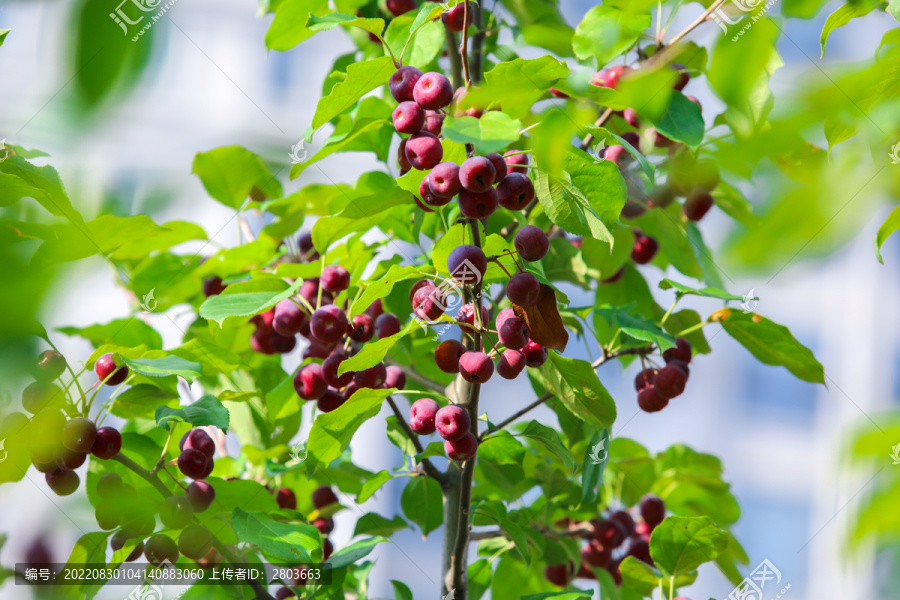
[
  {"xmin": 388, "ymin": 65, "xmax": 535, "ymax": 219},
  {"xmin": 634, "ymin": 338, "xmax": 693, "ymax": 413},
  {"xmin": 545, "ymin": 494, "xmax": 668, "ymax": 587},
  {"xmin": 407, "ymin": 399, "xmax": 477, "ymax": 461},
  {"xmin": 273, "ymin": 485, "xmax": 339, "ymax": 597}
]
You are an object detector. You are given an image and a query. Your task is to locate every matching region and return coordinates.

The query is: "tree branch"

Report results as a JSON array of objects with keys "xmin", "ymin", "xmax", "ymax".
[
  {"xmin": 445, "ymin": 28, "xmax": 464, "ymax": 90},
  {"xmin": 460, "ymin": 0, "xmax": 472, "ymax": 87},
  {"xmin": 480, "ymin": 345, "xmax": 655, "ymax": 440},
  {"xmin": 665, "ymin": 0, "xmax": 728, "ymax": 46},
  {"xmin": 579, "ymin": 108, "xmax": 615, "ymax": 151},
  {"xmin": 469, "ymin": 525, "xmax": 592, "ymax": 542},
  {"xmin": 384, "ymin": 357, "xmax": 446, "ymax": 394},
  {"xmin": 469, "ymin": 2, "xmax": 486, "ymax": 83},
  {"xmin": 386, "ymin": 396, "xmax": 444, "ymax": 482}
]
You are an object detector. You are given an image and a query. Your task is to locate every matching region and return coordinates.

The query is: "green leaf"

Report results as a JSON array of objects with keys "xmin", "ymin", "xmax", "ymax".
[
  {"xmin": 110, "ymin": 385, "xmax": 178, "ymax": 420},
  {"xmin": 889, "ymin": 0, "xmax": 900, "ymax": 22},
  {"xmin": 290, "ymin": 118, "xmax": 394, "ymax": 178},
  {"xmin": 820, "ymin": 0, "xmax": 881, "ymax": 57},
  {"xmin": 649, "ymin": 516, "xmax": 728, "ymax": 576},
  {"xmin": 201, "ymin": 477, "xmax": 279, "ymax": 514},
  {"xmin": 392, "ymin": 579, "xmax": 414, "ymax": 600},
  {"xmin": 351, "ymin": 264, "xmax": 429, "ymax": 318},
  {"xmin": 353, "ymin": 513, "xmax": 409, "ymax": 537},
  {"xmin": 0, "ymin": 29, "xmax": 8, "ymax": 47},
  {"xmin": 659, "ymin": 279, "xmax": 744, "ymax": 301},
  {"xmin": 232, "ymin": 508, "xmax": 321, "ymax": 562},
  {"xmin": 618, "ymin": 556, "xmax": 661, "ymax": 595},
  {"xmin": 0, "ymin": 155, "xmax": 84, "ymax": 226},
  {"xmin": 518, "ymin": 420, "xmax": 574, "ymax": 470},
  {"xmin": 311, "ymin": 182, "xmax": 413, "ymax": 252},
  {"xmin": 338, "ymin": 321, "xmax": 417, "ymax": 375},
  {"xmin": 325, "ymin": 536, "xmax": 384, "ymax": 570},
  {"xmin": 874, "ymin": 204, "xmax": 900, "ymax": 264},
  {"xmin": 521, "ymin": 592, "xmax": 592, "ymax": 600},
  {"xmin": 572, "ymin": 5, "xmax": 651, "ymax": 67},
  {"xmin": 155, "ymin": 395, "xmax": 230, "ymax": 431},
  {"xmin": 442, "ymin": 112, "xmax": 524, "ymax": 155},
  {"xmin": 595, "ymin": 306, "xmax": 676, "ymax": 350},
  {"xmin": 307, "ymin": 13, "xmax": 385, "ymax": 35},
  {"xmin": 533, "ymin": 352, "xmax": 616, "ymax": 429},
  {"xmin": 534, "ymin": 149, "xmax": 627, "ymax": 245},
  {"xmin": 712, "ymin": 180, "xmax": 755, "ymax": 226},
  {"xmin": 582, "ymin": 428, "xmax": 609, "ymax": 504},
  {"xmin": 401, "ymin": 476, "xmax": 443, "ymax": 537},
  {"xmin": 466, "ymin": 56, "xmax": 569, "ymax": 119},
  {"xmin": 310, "ymin": 56, "xmax": 395, "ymax": 134},
  {"xmin": 356, "ymin": 470, "xmax": 394, "ymax": 503},
  {"xmin": 192, "ymin": 146, "xmax": 282, "ymax": 208},
  {"xmin": 306, "ymin": 388, "xmax": 393, "ymax": 473},
  {"xmin": 199, "ymin": 278, "xmax": 303, "ymax": 325},
  {"xmin": 57, "ymin": 318, "xmax": 163, "ymax": 350},
  {"xmin": 652, "ymin": 92, "xmax": 705, "ymax": 148},
  {"xmin": 715, "ymin": 309, "xmax": 825, "ymax": 384},
  {"xmin": 265, "ymin": 0, "xmax": 329, "ymax": 51},
  {"xmin": 121, "ymin": 355, "xmax": 202, "ymax": 379}
]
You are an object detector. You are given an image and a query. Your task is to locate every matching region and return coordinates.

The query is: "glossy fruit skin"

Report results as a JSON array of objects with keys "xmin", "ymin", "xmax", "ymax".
[
  {"xmin": 499, "ymin": 317, "xmax": 530, "ymax": 350},
  {"xmin": 95, "ymin": 353, "xmax": 128, "ymax": 386},
  {"xmin": 441, "ymin": 3, "xmax": 471, "ymax": 31},
  {"xmin": 631, "ymin": 232, "xmax": 659, "ymax": 264},
  {"xmin": 160, "ymin": 496, "xmax": 194, "ymax": 530},
  {"xmin": 459, "ymin": 156, "xmax": 496, "ymax": 193},
  {"xmin": 637, "ymin": 386, "xmax": 668, "ymax": 412},
  {"xmin": 365, "ymin": 299, "xmax": 384, "ymax": 320},
  {"xmin": 521, "ymin": 341, "xmax": 548, "ymax": 368},
  {"xmin": 634, "ymin": 368, "xmax": 656, "ymax": 391},
  {"xmin": 419, "ymin": 174, "xmax": 450, "ymax": 208},
  {"xmin": 186, "ymin": 480, "xmax": 215, "ymax": 512},
  {"xmin": 456, "ymin": 303, "xmax": 489, "ymax": 334},
  {"xmin": 22, "ymin": 382, "xmax": 63, "ymax": 414},
  {"xmin": 323, "ymin": 354, "xmax": 354, "ymax": 389},
  {"xmin": 668, "ymin": 359, "xmax": 690, "ymax": 379},
  {"xmin": 495, "ymin": 307, "xmax": 516, "ymax": 330},
  {"xmin": 506, "ymin": 272, "xmax": 541, "ymax": 306},
  {"xmin": 684, "ymin": 188, "xmax": 714, "ymax": 221},
  {"xmin": 179, "ymin": 524, "xmax": 214, "ymax": 560},
  {"xmin": 389, "ymin": 66, "xmax": 423, "ymax": 102},
  {"xmin": 310, "ymin": 305, "xmax": 348, "ymax": 344},
  {"xmin": 276, "ymin": 487, "xmax": 297, "ymax": 510},
  {"xmin": 435, "ymin": 339, "xmax": 466, "ymax": 373},
  {"xmin": 423, "ymin": 110, "xmax": 444, "ymax": 135},
  {"xmin": 384, "ymin": 366, "xmax": 407, "ymax": 390},
  {"xmin": 601, "ymin": 145, "xmax": 628, "ymax": 166},
  {"xmin": 375, "ymin": 313, "xmax": 402, "ymax": 339},
  {"xmin": 458, "ymin": 188, "xmax": 499, "ymax": 219},
  {"xmin": 33, "ymin": 350, "xmax": 66, "ymax": 382},
  {"xmin": 178, "ymin": 448, "xmax": 211, "ymax": 479},
  {"xmin": 435, "ymin": 404, "xmax": 470, "ymax": 441},
  {"xmin": 62, "ymin": 417, "xmax": 98, "ymax": 453},
  {"xmin": 145, "ymin": 534, "xmax": 179, "ymax": 566},
  {"xmin": 623, "ymin": 107, "xmax": 640, "ymax": 128},
  {"xmin": 640, "ymin": 495, "xmax": 666, "ymax": 528},
  {"xmin": 662, "ymin": 337, "xmax": 692, "ymax": 364},
  {"xmin": 398, "ymin": 139, "xmax": 412, "ymax": 171},
  {"xmin": 294, "ymin": 363, "xmax": 328, "ymax": 401},
  {"xmin": 445, "ymin": 431, "xmax": 478, "ymax": 461},
  {"xmin": 485, "ymin": 152, "xmax": 508, "ymax": 183},
  {"xmin": 273, "ymin": 299, "xmax": 306, "ymax": 336},
  {"xmin": 321, "ymin": 265, "xmax": 350, "ymax": 293},
  {"xmin": 312, "ymin": 485, "xmax": 339, "ymax": 509},
  {"xmin": 392, "ymin": 100, "xmax": 426, "ymax": 134},
  {"xmin": 55, "ymin": 447, "xmax": 87, "ymax": 471},
  {"xmin": 628, "ymin": 537, "xmax": 652, "ymax": 564},
  {"xmin": 317, "ymin": 389, "xmax": 345, "ymax": 413},
  {"xmin": 654, "ymin": 365, "xmax": 687, "ymax": 399},
  {"xmin": 302, "ymin": 339, "xmax": 334, "ymax": 361},
  {"xmin": 459, "ymin": 351, "xmax": 494, "ymax": 384},
  {"xmin": 348, "ymin": 314, "xmax": 375, "ymax": 343},
  {"xmin": 355, "ymin": 363, "xmax": 387, "ymax": 389},
  {"xmin": 410, "ymin": 398, "xmax": 440, "ymax": 434},
  {"xmin": 413, "ymin": 72, "xmax": 454, "ymax": 110},
  {"xmin": 181, "ymin": 429, "xmax": 215, "ymax": 458},
  {"xmin": 405, "ymin": 132, "xmax": 444, "ymax": 170},
  {"xmin": 497, "ymin": 349, "xmax": 526, "ymax": 380},
  {"xmin": 447, "ymin": 245, "xmax": 488, "ymax": 284},
  {"xmin": 429, "ymin": 162, "xmax": 462, "ymax": 197},
  {"xmin": 91, "ymin": 427, "xmax": 122, "ymax": 460},
  {"xmin": 46, "ymin": 468, "xmax": 79, "ymax": 496},
  {"xmin": 314, "ymin": 517, "xmax": 334, "ymax": 534},
  {"xmin": 412, "ymin": 286, "xmax": 444, "ymax": 321},
  {"xmin": 496, "ymin": 173, "xmax": 535, "ymax": 211},
  {"xmin": 504, "ymin": 150, "xmax": 529, "ymax": 174},
  {"xmin": 203, "ymin": 275, "xmax": 226, "ymax": 297},
  {"xmin": 514, "ymin": 225, "xmax": 549, "ymax": 261}
]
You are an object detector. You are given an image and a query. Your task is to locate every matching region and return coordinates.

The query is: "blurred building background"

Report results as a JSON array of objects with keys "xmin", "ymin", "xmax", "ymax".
[{"xmin": 0, "ymin": 0, "xmax": 897, "ymax": 598}]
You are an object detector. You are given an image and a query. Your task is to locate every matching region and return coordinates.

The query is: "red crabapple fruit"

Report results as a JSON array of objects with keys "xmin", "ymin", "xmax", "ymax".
[
  {"xmin": 458, "ymin": 351, "xmax": 494, "ymax": 384},
  {"xmin": 410, "ymin": 398, "xmax": 440, "ymax": 435},
  {"xmin": 435, "ymin": 405, "xmax": 470, "ymax": 441},
  {"xmin": 496, "ymin": 173, "xmax": 535, "ymax": 211},
  {"xmin": 445, "ymin": 431, "xmax": 478, "ymax": 461},
  {"xmin": 514, "ymin": 225, "xmax": 549, "ymax": 261}
]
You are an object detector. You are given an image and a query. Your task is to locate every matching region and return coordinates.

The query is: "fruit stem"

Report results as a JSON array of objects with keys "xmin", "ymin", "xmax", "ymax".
[
  {"xmin": 152, "ymin": 426, "xmax": 177, "ymax": 475},
  {"xmin": 47, "ymin": 339, "xmax": 88, "ymax": 410},
  {"xmin": 660, "ymin": 298, "xmax": 680, "ymax": 326},
  {"xmin": 676, "ymin": 318, "xmax": 710, "ymax": 337},
  {"xmin": 385, "ymin": 396, "xmax": 444, "ymax": 481},
  {"xmin": 460, "ymin": 1, "xmax": 472, "ymax": 88}
]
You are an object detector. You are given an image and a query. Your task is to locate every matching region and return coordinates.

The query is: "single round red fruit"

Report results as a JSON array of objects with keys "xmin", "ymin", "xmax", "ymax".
[
  {"xmin": 392, "ymin": 100, "xmax": 426, "ymax": 134},
  {"xmin": 499, "ymin": 317, "xmax": 530, "ymax": 350},
  {"xmin": 503, "ymin": 150, "xmax": 529, "ymax": 174},
  {"xmin": 634, "ymin": 368, "xmax": 656, "ymax": 391},
  {"xmin": 637, "ymin": 386, "xmax": 668, "ymax": 413},
  {"xmin": 485, "ymin": 152, "xmax": 508, "ymax": 183},
  {"xmin": 456, "ymin": 303, "xmax": 489, "ymax": 334},
  {"xmin": 95, "ymin": 353, "xmax": 128, "ymax": 386},
  {"xmin": 445, "ymin": 431, "xmax": 478, "ymax": 461},
  {"xmin": 544, "ymin": 563, "xmax": 573, "ymax": 587},
  {"xmin": 389, "ymin": 66, "xmax": 423, "ymax": 102},
  {"xmin": 435, "ymin": 404, "xmax": 470, "ymax": 441},
  {"xmin": 581, "ymin": 539, "xmax": 611, "ymax": 568},
  {"xmin": 593, "ymin": 519, "xmax": 626, "ymax": 548},
  {"xmin": 320, "ymin": 265, "xmax": 350, "ymax": 293},
  {"xmin": 447, "ymin": 245, "xmax": 487, "ymax": 284},
  {"xmin": 323, "ymin": 354, "xmax": 354, "ymax": 389},
  {"xmin": 441, "ymin": 3, "xmax": 471, "ymax": 32},
  {"xmin": 684, "ymin": 188, "xmax": 714, "ymax": 221},
  {"xmin": 662, "ymin": 337, "xmax": 692, "ymax": 364},
  {"xmin": 458, "ymin": 351, "xmax": 494, "ymax": 384},
  {"xmin": 496, "ymin": 173, "xmax": 535, "ymax": 211},
  {"xmin": 46, "ymin": 468, "xmax": 80, "ymax": 496},
  {"xmin": 497, "ymin": 349, "xmax": 526, "ymax": 379},
  {"xmin": 521, "ymin": 341, "xmax": 548, "ymax": 368},
  {"xmin": 317, "ymin": 389, "xmax": 345, "ymax": 413},
  {"xmin": 459, "ymin": 156, "xmax": 496, "ymax": 193},
  {"xmin": 435, "ymin": 339, "xmax": 466, "ymax": 373},
  {"xmin": 276, "ymin": 487, "xmax": 297, "ymax": 510},
  {"xmin": 410, "ymin": 398, "xmax": 440, "ymax": 435},
  {"xmin": 61, "ymin": 417, "xmax": 98, "ymax": 453},
  {"xmin": 203, "ymin": 275, "xmax": 226, "ymax": 297},
  {"xmin": 506, "ymin": 272, "xmax": 541, "ymax": 306},
  {"xmin": 181, "ymin": 428, "xmax": 215, "ymax": 458},
  {"xmin": 514, "ymin": 225, "xmax": 549, "ymax": 262},
  {"xmin": 654, "ymin": 365, "xmax": 687, "ymax": 399},
  {"xmin": 312, "ymin": 485, "xmax": 339, "ymax": 509},
  {"xmin": 355, "ymin": 363, "xmax": 387, "ymax": 389},
  {"xmin": 375, "ymin": 313, "xmax": 401, "ymax": 339},
  {"xmin": 413, "ymin": 72, "xmax": 454, "ymax": 110},
  {"xmin": 405, "ymin": 131, "xmax": 444, "ymax": 170},
  {"xmin": 412, "ymin": 286, "xmax": 444, "ymax": 321},
  {"xmin": 429, "ymin": 162, "xmax": 462, "ymax": 197},
  {"xmin": 348, "ymin": 314, "xmax": 375, "ymax": 343},
  {"xmin": 458, "ymin": 188, "xmax": 499, "ymax": 219},
  {"xmin": 186, "ymin": 480, "xmax": 216, "ymax": 512},
  {"xmin": 631, "ymin": 232, "xmax": 659, "ymax": 264},
  {"xmin": 178, "ymin": 448, "xmax": 211, "ymax": 479},
  {"xmin": 640, "ymin": 495, "xmax": 666, "ymax": 528},
  {"xmin": 91, "ymin": 427, "xmax": 122, "ymax": 460},
  {"xmin": 310, "ymin": 305, "xmax": 348, "ymax": 344},
  {"xmin": 294, "ymin": 363, "xmax": 328, "ymax": 401},
  {"xmin": 384, "ymin": 366, "xmax": 406, "ymax": 390}
]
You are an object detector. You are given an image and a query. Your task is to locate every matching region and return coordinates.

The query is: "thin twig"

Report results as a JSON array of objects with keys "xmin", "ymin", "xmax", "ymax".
[
  {"xmin": 666, "ymin": 0, "xmax": 728, "ymax": 46},
  {"xmin": 383, "ymin": 357, "xmax": 446, "ymax": 393},
  {"xmin": 580, "ymin": 108, "xmax": 615, "ymax": 151},
  {"xmin": 460, "ymin": 0, "xmax": 471, "ymax": 87},
  {"xmin": 445, "ymin": 28, "xmax": 464, "ymax": 89}
]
